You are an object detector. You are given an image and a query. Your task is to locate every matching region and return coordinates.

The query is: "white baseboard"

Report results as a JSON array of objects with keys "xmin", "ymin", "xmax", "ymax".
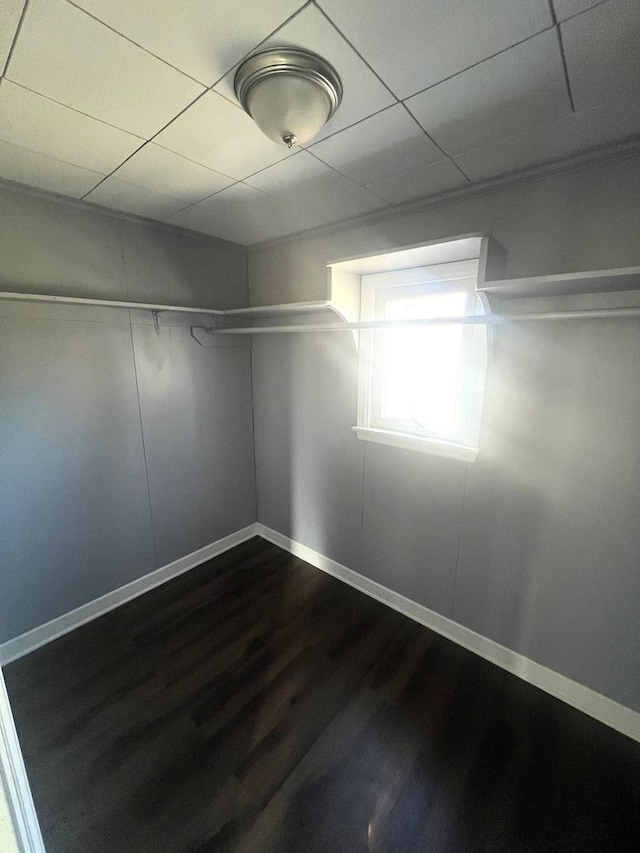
[
  {"xmin": 1, "ymin": 518, "xmax": 638, "ymax": 853},
  {"xmin": 255, "ymin": 523, "xmax": 640, "ymax": 744},
  {"xmin": 1, "ymin": 669, "xmax": 46, "ymax": 853},
  {"xmin": 0, "ymin": 524, "xmax": 259, "ymax": 853},
  {"xmin": 0, "ymin": 524, "xmax": 258, "ymax": 667}
]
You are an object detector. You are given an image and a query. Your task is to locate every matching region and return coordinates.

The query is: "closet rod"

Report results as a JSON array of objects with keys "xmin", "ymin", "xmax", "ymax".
[
  {"xmin": 0, "ymin": 291, "xmax": 226, "ymax": 315},
  {"xmin": 202, "ymin": 306, "xmax": 640, "ymax": 334}
]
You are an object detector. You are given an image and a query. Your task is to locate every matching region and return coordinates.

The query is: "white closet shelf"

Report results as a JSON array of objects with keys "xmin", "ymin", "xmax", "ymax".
[
  {"xmin": 4, "ymin": 261, "xmax": 640, "ymax": 328},
  {"xmin": 478, "ymin": 266, "xmax": 640, "ymax": 298},
  {"xmin": 0, "ymin": 291, "xmax": 339, "ymax": 319},
  {"xmin": 0, "ymin": 291, "xmax": 226, "ymax": 315}
]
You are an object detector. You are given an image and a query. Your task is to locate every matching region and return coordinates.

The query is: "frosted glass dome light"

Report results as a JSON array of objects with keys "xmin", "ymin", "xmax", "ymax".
[{"xmin": 234, "ymin": 48, "xmax": 342, "ymax": 148}]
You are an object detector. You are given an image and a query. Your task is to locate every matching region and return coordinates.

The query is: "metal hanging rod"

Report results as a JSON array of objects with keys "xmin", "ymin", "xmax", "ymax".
[{"xmin": 198, "ymin": 306, "xmax": 640, "ymax": 335}]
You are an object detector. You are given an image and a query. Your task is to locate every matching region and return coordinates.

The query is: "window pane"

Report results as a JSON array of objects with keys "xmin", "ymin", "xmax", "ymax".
[{"xmin": 381, "ymin": 292, "xmax": 467, "ymax": 431}]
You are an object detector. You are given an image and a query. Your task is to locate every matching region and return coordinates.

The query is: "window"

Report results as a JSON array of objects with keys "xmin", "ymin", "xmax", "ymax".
[{"xmin": 354, "ymin": 259, "xmax": 487, "ymax": 462}]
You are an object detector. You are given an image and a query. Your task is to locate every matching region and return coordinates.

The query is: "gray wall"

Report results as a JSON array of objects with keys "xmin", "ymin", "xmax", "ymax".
[
  {"xmin": 250, "ymin": 151, "xmax": 640, "ymax": 712},
  {"xmin": 0, "ymin": 187, "xmax": 247, "ymax": 307},
  {"xmin": 0, "ymin": 185, "xmax": 255, "ymax": 643},
  {"xmin": 249, "ymin": 153, "xmax": 640, "ymax": 304}
]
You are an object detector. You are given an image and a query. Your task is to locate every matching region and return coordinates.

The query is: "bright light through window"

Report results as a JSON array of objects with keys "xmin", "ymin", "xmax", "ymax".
[
  {"xmin": 381, "ymin": 292, "xmax": 468, "ymax": 432},
  {"xmin": 355, "ymin": 258, "xmax": 487, "ymax": 462}
]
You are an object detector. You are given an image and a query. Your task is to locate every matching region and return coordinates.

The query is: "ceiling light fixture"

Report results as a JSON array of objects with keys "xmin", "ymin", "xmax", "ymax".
[{"xmin": 234, "ymin": 47, "xmax": 342, "ymax": 148}]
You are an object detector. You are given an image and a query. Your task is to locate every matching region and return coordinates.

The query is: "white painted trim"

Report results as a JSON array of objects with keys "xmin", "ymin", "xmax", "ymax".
[
  {"xmin": 0, "ymin": 292, "xmax": 226, "ymax": 315},
  {"xmin": 0, "ymin": 525, "xmax": 258, "ymax": 666},
  {"xmin": 255, "ymin": 524, "xmax": 640, "ymax": 744},
  {"xmin": 0, "ymin": 177, "xmax": 248, "ymax": 252},
  {"xmin": 327, "ymin": 236, "xmax": 485, "ymax": 275},
  {"xmin": 0, "ymin": 671, "xmax": 45, "ymax": 852},
  {"xmin": 1, "ymin": 520, "xmax": 637, "ymax": 853},
  {"xmin": 250, "ymin": 136, "xmax": 640, "ymax": 252},
  {"xmin": 352, "ymin": 427, "xmax": 478, "ymax": 462},
  {"xmin": 0, "ymin": 523, "xmax": 259, "ymax": 853},
  {"xmin": 3, "ymin": 136, "xmax": 640, "ymax": 255}
]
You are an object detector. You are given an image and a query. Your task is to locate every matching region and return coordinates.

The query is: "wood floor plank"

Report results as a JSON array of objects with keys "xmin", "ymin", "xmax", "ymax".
[{"xmin": 4, "ymin": 537, "xmax": 640, "ymax": 853}]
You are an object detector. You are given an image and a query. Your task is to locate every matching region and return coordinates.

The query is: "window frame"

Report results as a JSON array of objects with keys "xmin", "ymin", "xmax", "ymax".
[{"xmin": 354, "ymin": 259, "xmax": 487, "ymax": 463}]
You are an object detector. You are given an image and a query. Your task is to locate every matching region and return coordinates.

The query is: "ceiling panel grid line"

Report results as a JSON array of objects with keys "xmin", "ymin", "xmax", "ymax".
[
  {"xmin": 67, "ymin": 2, "xmax": 329, "ymax": 214},
  {"xmin": 5, "ymin": 0, "xmax": 207, "ymax": 138},
  {"xmin": 65, "ymin": 0, "xmax": 312, "ymax": 87},
  {"xmin": 310, "ymin": 0, "xmax": 400, "ymax": 101},
  {"xmin": 394, "ymin": 25, "xmax": 558, "ymax": 106},
  {"xmin": 548, "ymin": 2, "xmax": 578, "ymax": 112},
  {"xmin": 0, "ymin": 0, "xmax": 28, "ymax": 78},
  {"xmin": 0, "ymin": 0, "xmax": 638, "ymax": 245},
  {"xmin": 315, "ymin": 0, "xmax": 555, "ymax": 100},
  {"xmin": 63, "ymin": 0, "xmax": 211, "ymax": 87}
]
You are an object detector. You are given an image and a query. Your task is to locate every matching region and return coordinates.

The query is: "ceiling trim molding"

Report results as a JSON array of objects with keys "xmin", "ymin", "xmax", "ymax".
[
  {"xmin": 248, "ymin": 136, "xmax": 640, "ymax": 252},
  {"xmin": 0, "ymin": 177, "xmax": 249, "ymax": 252},
  {"xmin": 2, "ymin": 135, "xmax": 640, "ymax": 254}
]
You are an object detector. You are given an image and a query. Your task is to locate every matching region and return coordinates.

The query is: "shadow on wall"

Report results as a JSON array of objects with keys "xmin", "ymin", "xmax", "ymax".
[
  {"xmin": 455, "ymin": 313, "xmax": 640, "ymax": 708},
  {"xmin": 253, "ymin": 328, "xmax": 364, "ymax": 571},
  {"xmin": 253, "ymin": 296, "xmax": 640, "ymax": 711},
  {"xmin": 288, "ymin": 330, "xmax": 363, "ymax": 570},
  {"xmin": 452, "ymin": 319, "xmax": 569, "ymax": 652}
]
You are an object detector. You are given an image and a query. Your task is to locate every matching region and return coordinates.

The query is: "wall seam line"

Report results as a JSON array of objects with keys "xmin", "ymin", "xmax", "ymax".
[
  {"xmin": 128, "ymin": 321, "xmax": 160, "ymax": 570},
  {"xmin": 248, "ymin": 335, "xmax": 260, "ymax": 525},
  {"xmin": 119, "ymin": 225, "xmax": 160, "ymax": 570}
]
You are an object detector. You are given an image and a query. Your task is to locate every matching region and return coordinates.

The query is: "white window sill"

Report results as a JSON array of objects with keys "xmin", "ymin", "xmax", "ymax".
[{"xmin": 352, "ymin": 426, "xmax": 478, "ymax": 462}]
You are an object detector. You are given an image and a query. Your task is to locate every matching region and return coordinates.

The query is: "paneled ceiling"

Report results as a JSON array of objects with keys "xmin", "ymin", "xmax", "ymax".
[{"xmin": 0, "ymin": 0, "xmax": 639, "ymax": 245}]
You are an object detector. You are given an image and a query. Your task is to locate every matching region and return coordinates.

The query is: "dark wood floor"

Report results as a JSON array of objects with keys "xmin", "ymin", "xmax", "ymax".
[{"xmin": 5, "ymin": 537, "xmax": 640, "ymax": 853}]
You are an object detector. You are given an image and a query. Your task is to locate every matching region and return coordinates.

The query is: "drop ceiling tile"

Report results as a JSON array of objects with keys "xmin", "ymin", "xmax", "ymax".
[
  {"xmin": 552, "ymin": 0, "xmax": 604, "ymax": 21},
  {"xmin": 0, "ymin": 80, "xmax": 144, "ymax": 174},
  {"xmin": 111, "ymin": 143, "xmax": 234, "ymax": 204},
  {"xmin": 0, "ymin": 0, "xmax": 24, "ymax": 75},
  {"xmin": 248, "ymin": 198, "xmax": 334, "ymax": 241},
  {"xmin": 456, "ymin": 93, "xmax": 640, "ymax": 180},
  {"xmin": 167, "ymin": 182, "xmax": 386, "ymax": 244},
  {"xmin": 199, "ymin": 184, "xmax": 329, "ymax": 228},
  {"xmin": 561, "ymin": 0, "xmax": 640, "ymax": 110},
  {"xmin": 245, "ymin": 150, "xmax": 359, "ymax": 201},
  {"xmin": 366, "ymin": 159, "xmax": 468, "ymax": 204},
  {"xmin": 309, "ymin": 104, "xmax": 443, "ymax": 185},
  {"xmin": 154, "ymin": 91, "xmax": 293, "ymax": 180},
  {"xmin": 246, "ymin": 183, "xmax": 385, "ymax": 232},
  {"xmin": 165, "ymin": 210, "xmax": 239, "ymax": 243},
  {"xmin": 317, "ymin": 0, "xmax": 553, "ymax": 99},
  {"xmin": 6, "ymin": 0, "xmax": 204, "ymax": 138},
  {"xmin": 85, "ymin": 177, "xmax": 187, "ymax": 220},
  {"xmin": 197, "ymin": 181, "xmax": 266, "ymax": 216},
  {"xmin": 405, "ymin": 30, "xmax": 571, "ymax": 156},
  {"xmin": 197, "ymin": 181, "xmax": 333, "ymax": 238},
  {"xmin": 312, "ymin": 186, "xmax": 387, "ymax": 221},
  {"xmin": 263, "ymin": 194, "xmax": 337, "ymax": 231},
  {"xmin": 213, "ymin": 4, "xmax": 396, "ymax": 142},
  {"xmin": 72, "ymin": 0, "xmax": 304, "ymax": 85},
  {"xmin": 195, "ymin": 182, "xmax": 307, "ymax": 240},
  {"xmin": 165, "ymin": 203, "xmax": 252, "ymax": 244},
  {"xmin": 166, "ymin": 194, "xmax": 286, "ymax": 245},
  {"xmin": 0, "ymin": 138, "xmax": 103, "ymax": 197}
]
